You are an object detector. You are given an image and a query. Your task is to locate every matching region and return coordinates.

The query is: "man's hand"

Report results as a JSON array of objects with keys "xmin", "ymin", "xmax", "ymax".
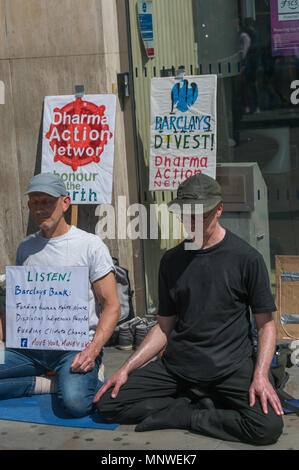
[
  {"xmin": 93, "ymin": 368, "xmax": 129, "ymax": 403},
  {"xmin": 71, "ymin": 271, "xmax": 120, "ymax": 375},
  {"xmin": 249, "ymin": 374, "xmax": 284, "ymax": 416},
  {"xmin": 251, "ymin": 313, "xmax": 284, "ymax": 416},
  {"xmin": 93, "ymin": 316, "xmax": 177, "ymax": 404},
  {"xmin": 71, "ymin": 343, "xmax": 100, "ymax": 374}
]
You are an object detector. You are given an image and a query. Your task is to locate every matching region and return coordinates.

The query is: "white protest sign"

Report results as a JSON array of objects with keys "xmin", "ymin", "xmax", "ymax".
[
  {"xmin": 5, "ymin": 266, "xmax": 89, "ymax": 351},
  {"xmin": 41, "ymin": 94, "xmax": 116, "ymax": 204},
  {"xmin": 150, "ymin": 75, "xmax": 217, "ymax": 190}
]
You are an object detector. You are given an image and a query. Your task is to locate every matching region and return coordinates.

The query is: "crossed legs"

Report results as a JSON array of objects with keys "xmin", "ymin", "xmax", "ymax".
[{"xmin": 97, "ymin": 356, "xmax": 283, "ymax": 445}]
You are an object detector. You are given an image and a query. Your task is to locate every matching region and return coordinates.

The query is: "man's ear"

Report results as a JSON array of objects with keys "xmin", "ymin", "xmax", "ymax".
[
  {"xmin": 216, "ymin": 202, "xmax": 223, "ymax": 217},
  {"xmin": 62, "ymin": 195, "xmax": 71, "ymax": 213}
]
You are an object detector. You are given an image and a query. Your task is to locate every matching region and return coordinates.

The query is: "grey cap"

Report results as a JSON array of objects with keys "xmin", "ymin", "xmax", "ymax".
[
  {"xmin": 167, "ymin": 173, "xmax": 222, "ymax": 214},
  {"xmin": 25, "ymin": 173, "xmax": 68, "ymax": 198}
]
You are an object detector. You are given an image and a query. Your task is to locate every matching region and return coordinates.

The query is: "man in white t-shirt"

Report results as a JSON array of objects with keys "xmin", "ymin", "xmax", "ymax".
[{"xmin": 0, "ymin": 173, "xmax": 120, "ymax": 417}]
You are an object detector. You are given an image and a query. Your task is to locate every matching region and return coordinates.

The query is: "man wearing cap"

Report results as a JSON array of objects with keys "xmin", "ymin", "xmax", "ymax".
[
  {"xmin": 94, "ymin": 173, "xmax": 283, "ymax": 445},
  {"xmin": 0, "ymin": 172, "xmax": 120, "ymax": 417}
]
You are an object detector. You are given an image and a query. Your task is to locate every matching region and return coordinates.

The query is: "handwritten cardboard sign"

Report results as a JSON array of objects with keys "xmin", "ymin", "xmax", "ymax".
[
  {"xmin": 149, "ymin": 75, "xmax": 217, "ymax": 190},
  {"xmin": 5, "ymin": 266, "xmax": 89, "ymax": 351}
]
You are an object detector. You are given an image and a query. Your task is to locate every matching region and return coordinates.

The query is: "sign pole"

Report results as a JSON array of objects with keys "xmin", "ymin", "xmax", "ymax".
[
  {"xmin": 70, "ymin": 85, "xmax": 85, "ymax": 228},
  {"xmin": 71, "ymin": 204, "xmax": 78, "ymax": 227}
]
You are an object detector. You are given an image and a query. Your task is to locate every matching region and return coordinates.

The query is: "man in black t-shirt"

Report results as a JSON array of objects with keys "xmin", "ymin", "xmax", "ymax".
[{"xmin": 94, "ymin": 174, "xmax": 284, "ymax": 445}]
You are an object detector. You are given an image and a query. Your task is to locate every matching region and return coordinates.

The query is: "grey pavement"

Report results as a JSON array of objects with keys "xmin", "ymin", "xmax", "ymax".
[{"xmin": 0, "ymin": 346, "xmax": 298, "ymax": 451}]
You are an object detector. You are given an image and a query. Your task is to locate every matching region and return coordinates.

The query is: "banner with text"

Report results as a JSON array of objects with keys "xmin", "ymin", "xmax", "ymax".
[
  {"xmin": 149, "ymin": 75, "xmax": 217, "ymax": 190},
  {"xmin": 270, "ymin": 0, "xmax": 299, "ymax": 56},
  {"xmin": 42, "ymin": 94, "xmax": 116, "ymax": 204},
  {"xmin": 5, "ymin": 266, "xmax": 89, "ymax": 351}
]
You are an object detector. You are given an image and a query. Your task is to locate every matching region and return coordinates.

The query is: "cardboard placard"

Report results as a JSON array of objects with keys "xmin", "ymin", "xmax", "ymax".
[
  {"xmin": 42, "ymin": 94, "xmax": 116, "ymax": 204},
  {"xmin": 5, "ymin": 266, "xmax": 89, "ymax": 351},
  {"xmin": 149, "ymin": 75, "xmax": 217, "ymax": 190},
  {"xmin": 275, "ymin": 255, "xmax": 299, "ymax": 339}
]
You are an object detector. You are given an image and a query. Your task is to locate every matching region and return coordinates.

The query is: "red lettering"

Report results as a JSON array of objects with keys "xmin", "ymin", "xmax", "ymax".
[
  {"xmin": 155, "ymin": 156, "xmax": 163, "ymax": 166},
  {"xmin": 200, "ymin": 157, "xmax": 208, "ymax": 168},
  {"xmin": 182, "ymin": 157, "xmax": 189, "ymax": 167},
  {"xmin": 32, "ymin": 338, "xmax": 46, "ymax": 347}
]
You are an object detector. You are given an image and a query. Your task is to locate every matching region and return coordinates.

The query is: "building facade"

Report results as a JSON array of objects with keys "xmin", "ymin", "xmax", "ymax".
[{"xmin": 1, "ymin": 0, "xmax": 299, "ymax": 337}]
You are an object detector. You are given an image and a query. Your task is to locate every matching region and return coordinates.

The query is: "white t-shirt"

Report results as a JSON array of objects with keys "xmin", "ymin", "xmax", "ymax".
[{"xmin": 16, "ymin": 226, "xmax": 115, "ymax": 341}]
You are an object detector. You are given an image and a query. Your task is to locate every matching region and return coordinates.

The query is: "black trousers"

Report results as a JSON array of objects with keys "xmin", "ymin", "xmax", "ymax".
[{"xmin": 97, "ymin": 356, "xmax": 283, "ymax": 445}]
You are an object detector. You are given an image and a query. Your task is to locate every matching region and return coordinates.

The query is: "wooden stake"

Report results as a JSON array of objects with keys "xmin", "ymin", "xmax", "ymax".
[{"xmin": 71, "ymin": 204, "xmax": 78, "ymax": 227}]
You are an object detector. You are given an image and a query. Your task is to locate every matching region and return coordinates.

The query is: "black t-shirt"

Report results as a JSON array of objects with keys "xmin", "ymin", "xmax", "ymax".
[{"xmin": 158, "ymin": 229, "xmax": 276, "ymax": 383}]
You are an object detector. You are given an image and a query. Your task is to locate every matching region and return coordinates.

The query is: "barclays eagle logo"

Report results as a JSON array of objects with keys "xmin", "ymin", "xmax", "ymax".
[{"xmin": 171, "ymin": 79, "xmax": 199, "ymax": 113}]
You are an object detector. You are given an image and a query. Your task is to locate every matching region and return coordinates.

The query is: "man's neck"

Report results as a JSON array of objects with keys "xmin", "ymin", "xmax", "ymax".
[
  {"xmin": 41, "ymin": 221, "xmax": 71, "ymax": 239},
  {"xmin": 201, "ymin": 225, "xmax": 226, "ymax": 250}
]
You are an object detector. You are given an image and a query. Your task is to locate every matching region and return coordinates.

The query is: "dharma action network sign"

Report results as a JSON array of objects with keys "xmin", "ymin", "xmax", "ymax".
[
  {"xmin": 42, "ymin": 94, "xmax": 116, "ymax": 204},
  {"xmin": 150, "ymin": 75, "xmax": 217, "ymax": 190},
  {"xmin": 5, "ymin": 266, "xmax": 89, "ymax": 351}
]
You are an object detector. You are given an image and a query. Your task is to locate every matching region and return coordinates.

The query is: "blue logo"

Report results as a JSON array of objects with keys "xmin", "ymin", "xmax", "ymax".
[
  {"xmin": 142, "ymin": 2, "xmax": 147, "ymax": 12},
  {"xmin": 171, "ymin": 79, "xmax": 199, "ymax": 113},
  {"xmin": 21, "ymin": 338, "xmax": 28, "ymax": 348}
]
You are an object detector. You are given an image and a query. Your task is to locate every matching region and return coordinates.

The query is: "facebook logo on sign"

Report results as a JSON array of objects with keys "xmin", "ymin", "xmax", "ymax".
[{"xmin": 21, "ymin": 338, "xmax": 28, "ymax": 348}]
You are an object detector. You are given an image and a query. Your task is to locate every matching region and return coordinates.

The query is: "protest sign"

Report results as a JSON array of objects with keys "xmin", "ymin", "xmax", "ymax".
[
  {"xmin": 149, "ymin": 75, "xmax": 217, "ymax": 190},
  {"xmin": 42, "ymin": 94, "xmax": 116, "ymax": 204},
  {"xmin": 5, "ymin": 266, "xmax": 89, "ymax": 351},
  {"xmin": 270, "ymin": 0, "xmax": 299, "ymax": 56}
]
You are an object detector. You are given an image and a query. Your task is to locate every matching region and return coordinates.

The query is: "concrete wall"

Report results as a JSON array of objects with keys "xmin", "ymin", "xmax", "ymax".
[{"xmin": 0, "ymin": 0, "xmax": 145, "ymax": 315}]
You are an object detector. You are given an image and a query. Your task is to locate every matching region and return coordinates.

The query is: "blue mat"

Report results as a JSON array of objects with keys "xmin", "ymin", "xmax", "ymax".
[
  {"xmin": 0, "ymin": 394, "xmax": 119, "ymax": 429},
  {"xmin": 282, "ymin": 399, "xmax": 299, "ymax": 415}
]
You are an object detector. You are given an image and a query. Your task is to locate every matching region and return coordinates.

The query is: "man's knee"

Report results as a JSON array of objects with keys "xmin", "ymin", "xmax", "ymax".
[
  {"xmin": 60, "ymin": 389, "xmax": 93, "ymax": 418},
  {"xmin": 249, "ymin": 413, "xmax": 283, "ymax": 445},
  {"xmin": 96, "ymin": 389, "xmax": 150, "ymax": 424},
  {"xmin": 96, "ymin": 389, "xmax": 120, "ymax": 422}
]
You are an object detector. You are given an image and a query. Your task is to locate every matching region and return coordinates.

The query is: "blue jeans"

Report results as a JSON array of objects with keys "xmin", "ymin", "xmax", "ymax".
[{"xmin": 0, "ymin": 348, "xmax": 103, "ymax": 417}]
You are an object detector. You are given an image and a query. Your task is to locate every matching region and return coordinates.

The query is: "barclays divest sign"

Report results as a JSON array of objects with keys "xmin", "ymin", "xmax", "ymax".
[{"xmin": 150, "ymin": 75, "xmax": 217, "ymax": 190}]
